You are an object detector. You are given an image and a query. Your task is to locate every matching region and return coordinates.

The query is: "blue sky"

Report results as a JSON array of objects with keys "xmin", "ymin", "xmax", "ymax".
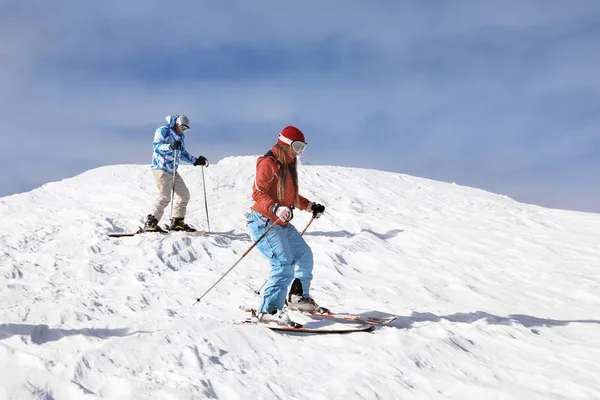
[{"xmin": 1, "ymin": 1, "xmax": 599, "ymax": 212}]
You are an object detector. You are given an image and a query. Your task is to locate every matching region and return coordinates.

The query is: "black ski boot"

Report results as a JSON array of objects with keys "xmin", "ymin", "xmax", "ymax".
[
  {"xmin": 286, "ymin": 278, "xmax": 330, "ymax": 314},
  {"xmin": 170, "ymin": 218, "xmax": 197, "ymax": 232},
  {"xmin": 143, "ymin": 214, "xmax": 164, "ymax": 232}
]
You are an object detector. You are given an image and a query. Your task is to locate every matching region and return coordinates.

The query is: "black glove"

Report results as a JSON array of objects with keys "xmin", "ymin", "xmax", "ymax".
[
  {"xmin": 194, "ymin": 156, "xmax": 209, "ymax": 167},
  {"xmin": 310, "ymin": 202, "xmax": 325, "ymax": 218},
  {"xmin": 170, "ymin": 140, "xmax": 182, "ymax": 150}
]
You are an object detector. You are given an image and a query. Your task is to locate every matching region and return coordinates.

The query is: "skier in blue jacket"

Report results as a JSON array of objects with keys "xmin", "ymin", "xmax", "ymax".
[{"xmin": 143, "ymin": 114, "xmax": 208, "ymax": 232}]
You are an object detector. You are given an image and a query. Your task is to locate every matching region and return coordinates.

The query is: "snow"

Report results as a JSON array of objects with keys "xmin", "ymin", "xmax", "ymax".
[{"xmin": 1, "ymin": 156, "xmax": 599, "ymax": 399}]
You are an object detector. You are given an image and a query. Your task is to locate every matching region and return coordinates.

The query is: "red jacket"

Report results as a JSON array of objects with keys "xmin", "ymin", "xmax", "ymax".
[{"xmin": 252, "ymin": 146, "xmax": 310, "ymax": 225}]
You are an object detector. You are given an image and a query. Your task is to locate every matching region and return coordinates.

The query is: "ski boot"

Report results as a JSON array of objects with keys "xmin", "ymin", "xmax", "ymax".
[
  {"xmin": 169, "ymin": 218, "xmax": 197, "ymax": 232},
  {"xmin": 285, "ymin": 278, "xmax": 331, "ymax": 314},
  {"xmin": 143, "ymin": 214, "xmax": 165, "ymax": 232},
  {"xmin": 256, "ymin": 309, "xmax": 302, "ymax": 328}
]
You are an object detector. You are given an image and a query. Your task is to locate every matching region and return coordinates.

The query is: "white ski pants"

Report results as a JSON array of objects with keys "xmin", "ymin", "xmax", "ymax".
[{"xmin": 150, "ymin": 169, "xmax": 190, "ymax": 221}]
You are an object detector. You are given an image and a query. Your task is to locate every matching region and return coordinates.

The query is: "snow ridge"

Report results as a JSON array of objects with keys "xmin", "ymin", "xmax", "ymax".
[{"xmin": 1, "ymin": 157, "xmax": 599, "ymax": 399}]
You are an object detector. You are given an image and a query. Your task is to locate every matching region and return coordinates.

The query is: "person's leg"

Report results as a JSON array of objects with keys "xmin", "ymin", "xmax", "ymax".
[
  {"xmin": 247, "ymin": 211, "xmax": 295, "ymax": 313},
  {"xmin": 172, "ymin": 172, "xmax": 190, "ymax": 219},
  {"xmin": 150, "ymin": 170, "xmax": 173, "ymax": 221},
  {"xmin": 288, "ymin": 226, "xmax": 314, "ymax": 297}
]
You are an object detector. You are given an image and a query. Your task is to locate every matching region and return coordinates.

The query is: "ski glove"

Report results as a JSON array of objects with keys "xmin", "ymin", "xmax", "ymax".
[
  {"xmin": 310, "ymin": 202, "xmax": 325, "ymax": 218},
  {"xmin": 194, "ymin": 156, "xmax": 209, "ymax": 167},
  {"xmin": 170, "ymin": 140, "xmax": 182, "ymax": 150},
  {"xmin": 271, "ymin": 203, "xmax": 293, "ymax": 221}
]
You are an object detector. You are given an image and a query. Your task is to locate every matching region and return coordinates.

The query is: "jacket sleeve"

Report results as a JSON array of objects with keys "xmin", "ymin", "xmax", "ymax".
[
  {"xmin": 153, "ymin": 127, "xmax": 174, "ymax": 157},
  {"xmin": 296, "ymin": 195, "xmax": 310, "ymax": 212},
  {"xmin": 179, "ymin": 146, "xmax": 197, "ymax": 165},
  {"xmin": 252, "ymin": 157, "xmax": 280, "ymax": 215}
]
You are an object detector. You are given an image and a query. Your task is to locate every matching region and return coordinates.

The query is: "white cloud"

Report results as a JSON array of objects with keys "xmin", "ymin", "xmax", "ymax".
[{"xmin": 1, "ymin": 1, "xmax": 599, "ymax": 211}]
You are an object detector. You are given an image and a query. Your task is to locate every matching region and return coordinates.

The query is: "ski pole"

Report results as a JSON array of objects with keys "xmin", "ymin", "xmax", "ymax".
[
  {"xmin": 300, "ymin": 215, "xmax": 315, "ymax": 236},
  {"xmin": 254, "ymin": 216, "xmax": 315, "ymax": 295},
  {"xmin": 169, "ymin": 149, "xmax": 180, "ymax": 222},
  {"xmin": 201, "ymin": 166, "xmax": 211, "ymax": 232},
  {"xmin": 193, "ymin": 216, "xmax": 283, "ymax": 305}
]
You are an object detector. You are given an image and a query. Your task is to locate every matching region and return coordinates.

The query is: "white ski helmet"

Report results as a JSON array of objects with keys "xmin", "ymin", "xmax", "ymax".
[{"xmin": 176, "ymin": 115, "xmax": 190, "ymax": 129}]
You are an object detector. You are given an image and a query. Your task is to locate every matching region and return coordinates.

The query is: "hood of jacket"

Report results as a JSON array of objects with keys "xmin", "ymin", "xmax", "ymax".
[{"xmin": 165, "ymin": 115, "xmax": 179, "ymax": 129}]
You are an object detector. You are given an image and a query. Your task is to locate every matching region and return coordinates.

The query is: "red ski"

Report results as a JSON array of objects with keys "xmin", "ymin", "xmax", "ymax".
[
  {"xmin": 235, "ymin": 319, "xmax": 376, "ymax": 334},
  {"xmin": 239, "ymin": 306, "xmax": 396, "ymax": 325},
  {"xmin": 302, "ymin": 311, "xmax": 397, "ymax": 325}
]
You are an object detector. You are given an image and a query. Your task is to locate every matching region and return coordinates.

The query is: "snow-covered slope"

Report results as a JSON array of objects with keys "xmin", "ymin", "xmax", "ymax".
[{"xmin": 1, "ymin": 156, "xmax": 599, "ymax": 400}]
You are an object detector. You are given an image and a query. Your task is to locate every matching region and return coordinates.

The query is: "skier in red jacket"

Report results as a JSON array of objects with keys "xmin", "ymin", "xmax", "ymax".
[{"xmin": 247, "ymin": 126, "xmax": 326, "ymax": 326}]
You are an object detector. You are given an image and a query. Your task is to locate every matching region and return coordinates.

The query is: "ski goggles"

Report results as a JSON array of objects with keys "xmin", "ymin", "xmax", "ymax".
[
  {"xmin": 278, "ymin": 134, "xmax": 307, "ymax": 154},
  {"xmin": 180, "ymin": 124, "xmax": 190, "ymax": 132}
]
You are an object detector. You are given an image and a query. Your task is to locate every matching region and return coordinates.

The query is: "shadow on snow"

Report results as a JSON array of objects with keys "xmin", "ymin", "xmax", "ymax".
[
  {"xmin": 304, "ymin": 228, "xmax": 404, "ymax": 239},
  {"xmin": 389, "ymin": 311, "xmax": 600, "ymax": 331},
  {"xmin": 0, "ymin": 323, "xmax": 152, "ymax": 345}
]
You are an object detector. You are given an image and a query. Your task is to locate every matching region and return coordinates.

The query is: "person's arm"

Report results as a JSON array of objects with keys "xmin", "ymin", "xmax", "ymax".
[
  {"xmin": 296, "ymin": 195, "xmax": 310, "ymax": 212},
  {"xmin": 178, "ymin": 137, "xmax": 198, "ymax": 164},
  {"xmin": 252, "ymin": 157, "xmax": 280, "ymax": 214},
  {"xmin": 152, "ymin": 127, "xmax": 174, "ymax": 156}
]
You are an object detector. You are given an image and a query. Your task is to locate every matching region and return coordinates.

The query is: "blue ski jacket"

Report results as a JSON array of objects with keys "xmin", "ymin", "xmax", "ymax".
[{"xmin": 151, "ymin": 115, "xmax": 197, "ymax": 173}]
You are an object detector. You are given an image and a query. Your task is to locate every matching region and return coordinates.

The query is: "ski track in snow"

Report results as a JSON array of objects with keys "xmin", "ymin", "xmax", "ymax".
[{"xmin": 1, "ymin": 156, "xmax": 600, "ymax": 399}]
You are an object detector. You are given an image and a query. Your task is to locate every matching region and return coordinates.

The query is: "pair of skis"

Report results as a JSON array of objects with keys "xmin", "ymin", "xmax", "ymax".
[
  {"xmin": 237, "ymin": 306, "xmax": 397, "ymax": 334},
  {"xmin": 107, "ymin": 228, "xmax": 235, "ymax": 238}
]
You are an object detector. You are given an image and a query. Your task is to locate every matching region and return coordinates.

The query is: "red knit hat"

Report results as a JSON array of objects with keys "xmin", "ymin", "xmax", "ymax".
[{"xmin": 278, "ymin": 126, "xmax": 305, "ymax": 146}]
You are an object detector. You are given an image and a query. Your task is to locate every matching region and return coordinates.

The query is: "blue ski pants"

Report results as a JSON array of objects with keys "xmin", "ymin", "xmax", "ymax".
[{"xmin": 247, "ymin": 210, "xmax": 313, "ymax": 313}]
